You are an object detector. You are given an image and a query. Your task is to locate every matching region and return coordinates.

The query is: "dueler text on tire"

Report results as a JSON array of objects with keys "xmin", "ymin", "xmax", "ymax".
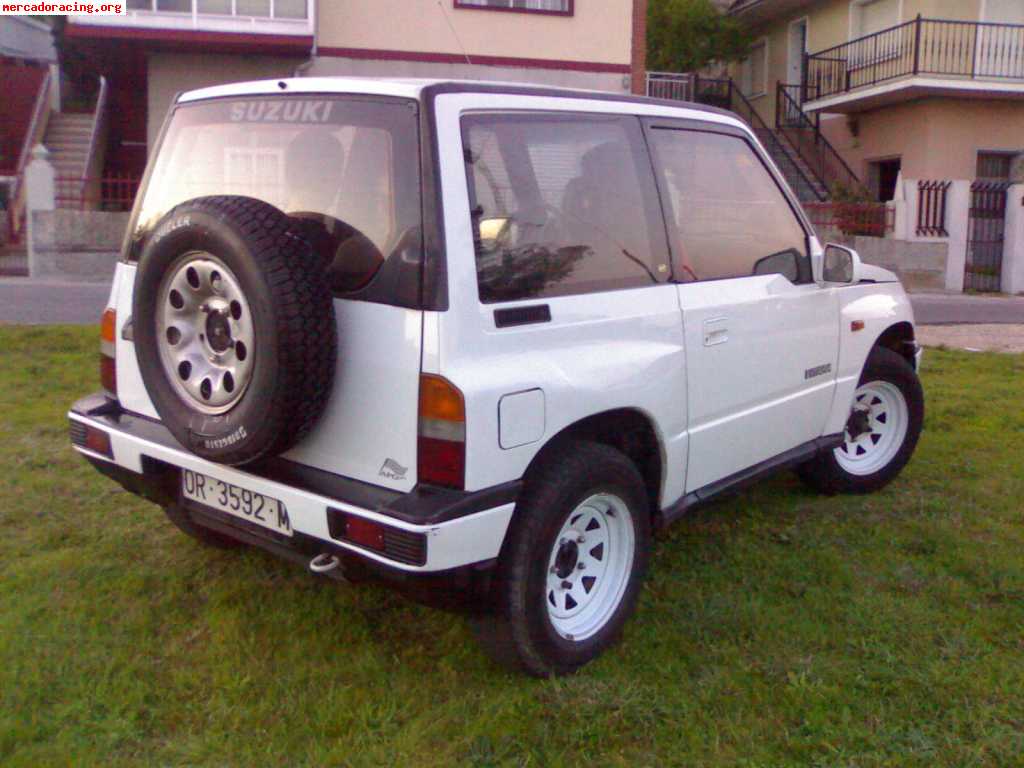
[
  {"xmin": 474, "ymin": 441, "xmax": 651, "ymax": 676},
  {"xmin": 798, "ymin": 346, "xmax": 924, "ymax": 494},
  {"xmin": 133, "ymin": 196, "xmax": 337, "ymax": 466}
]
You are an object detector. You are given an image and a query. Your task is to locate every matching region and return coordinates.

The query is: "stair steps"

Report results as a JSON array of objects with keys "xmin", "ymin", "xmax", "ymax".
[{"xmin": 42, "ymin": 112, "xmax": 95, "ymax": 181}]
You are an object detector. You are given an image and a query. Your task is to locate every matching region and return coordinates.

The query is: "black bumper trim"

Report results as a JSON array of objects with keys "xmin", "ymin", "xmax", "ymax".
[{"xmin": 70, "ymin": 394, "xmax": 521, "ymax": 526}]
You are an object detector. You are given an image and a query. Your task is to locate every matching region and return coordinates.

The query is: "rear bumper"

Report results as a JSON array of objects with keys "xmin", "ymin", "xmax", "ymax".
[{"xmin": 69, "ymin": 394, "xmax": 518, "ymax": 575}]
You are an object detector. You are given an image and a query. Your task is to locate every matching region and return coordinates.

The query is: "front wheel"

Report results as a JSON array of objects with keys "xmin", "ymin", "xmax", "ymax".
[
  {"xmin": 799, "ymin": 346, "xmax": 924, "ymax": 494},
  {"xmin": 473, "ymin": 441, "xmax": 651, "ymax": 677}
]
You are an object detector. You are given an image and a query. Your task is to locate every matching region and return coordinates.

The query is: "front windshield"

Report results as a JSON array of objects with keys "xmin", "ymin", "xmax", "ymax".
[{"xmin": 130, "ymin": 96, "xmax": 422, "ymax": 301}]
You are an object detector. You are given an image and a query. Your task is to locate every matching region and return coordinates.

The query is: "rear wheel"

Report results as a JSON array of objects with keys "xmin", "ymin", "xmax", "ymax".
[
  {"xmin": 474, "ymin": 441, "xmax": 651, "ymax": 676},
  {"xmin": 798, "ymin": 346, "xmax": 924, "ymax": 494}
]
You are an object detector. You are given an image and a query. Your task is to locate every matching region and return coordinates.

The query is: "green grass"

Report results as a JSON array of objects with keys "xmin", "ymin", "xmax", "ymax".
[{"xmin": 1, "ymin": 326, "xmax": 1022, "ymax": 767}]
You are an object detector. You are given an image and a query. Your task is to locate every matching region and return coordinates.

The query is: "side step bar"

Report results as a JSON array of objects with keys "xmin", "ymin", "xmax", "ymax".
[{"xmin": 658, "ymin": 434, "xmax": 844, "ymax": 528}]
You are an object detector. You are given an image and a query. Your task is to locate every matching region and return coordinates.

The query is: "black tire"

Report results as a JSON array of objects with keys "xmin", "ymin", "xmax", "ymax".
[
  {"xmin": 163, "ymin": 503, "xmax": 243, "ymax": 550},
  {"xmin": 473, "ymin": 441, "xmax": 651, "ymax": 677},
  {"xmin": 133, "ymin": 196, "xmax": 337, "ymax": 466},
  {"xmin": 798, "ymin": 346, "xmax": 924, "ymax": 494}
]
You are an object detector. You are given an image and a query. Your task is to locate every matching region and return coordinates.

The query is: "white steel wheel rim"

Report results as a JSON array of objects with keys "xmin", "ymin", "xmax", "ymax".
[
  {"xmin": 156, "ymin": 253, "xmax": 255, "ymax": 415},
  {"xmin": 835, "ymin": 380, "xmax": 909, "ymax": 476},
  {"xmin": 545, "ymin": 493, "xmax": 635, "ymax": 643}
]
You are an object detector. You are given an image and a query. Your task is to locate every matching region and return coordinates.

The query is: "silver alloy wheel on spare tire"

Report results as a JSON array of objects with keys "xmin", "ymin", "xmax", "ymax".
[
  {"xmin": 156, "ymin": 253, "xmax": 255, "ymax": 414},
  {"xmin": 835, "ymin": 380, "xmax": 909, "ymax": 476},
  {"xmin": 545, "ymin": 492, "xmax": 635, "ymax": 642}
]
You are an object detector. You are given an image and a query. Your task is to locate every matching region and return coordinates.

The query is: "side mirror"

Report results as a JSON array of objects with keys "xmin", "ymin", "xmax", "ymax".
[{"xmin": 818, "ymin": 243, "xmax": 862, "ymax": 285}]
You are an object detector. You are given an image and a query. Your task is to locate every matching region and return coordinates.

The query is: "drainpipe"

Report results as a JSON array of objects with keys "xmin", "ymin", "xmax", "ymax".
[{"xmin": 294, "ymin": 0, "xmax": 319, "ymax": 77}]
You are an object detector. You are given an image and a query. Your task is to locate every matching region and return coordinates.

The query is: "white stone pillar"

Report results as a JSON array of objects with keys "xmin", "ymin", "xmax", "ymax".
[
  {"xmin": 891, "ymin": 177, "xmax": 912, "ymax": 241},
  {"xmin": 943, "ymin": 180, "xmax": 972, "ymax": 293},
  {"xmin": 25, "ymin": 144, "xmax": 55, "ymax": 280},
  {"xmin": 1002, "ymin": 184, "xmax": 1024, "ymax": 294}
]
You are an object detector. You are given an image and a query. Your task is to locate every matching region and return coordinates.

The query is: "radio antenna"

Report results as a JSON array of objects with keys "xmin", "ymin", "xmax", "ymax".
[{"xmin": 437, "ymin": 0, "xmax": 473, "ymax": 66}]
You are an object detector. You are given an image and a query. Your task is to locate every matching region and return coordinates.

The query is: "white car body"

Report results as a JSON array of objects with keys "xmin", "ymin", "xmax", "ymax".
[{"xmin": 70, "ymin": 78, "xmax": 918, "ymax": 576}]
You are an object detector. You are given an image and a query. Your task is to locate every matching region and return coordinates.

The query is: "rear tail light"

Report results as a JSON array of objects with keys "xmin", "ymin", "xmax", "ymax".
[
  {"xmin": 417, "ymin": 374, "xmax": 465, "ymax": 489},
  {"xmin": 69, "ymin": 420, "xmax": 113, "ymax": 458},
  {"xmin": 100, "ymin": 308, "xmax": 117, "ymax": 398},
  {"xmin": 326, "ymin": 510, "xmax": 427, "ymax": 566}
]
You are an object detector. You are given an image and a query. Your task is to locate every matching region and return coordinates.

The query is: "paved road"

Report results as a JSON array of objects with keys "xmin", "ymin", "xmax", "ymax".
[
  {"xmin": 1, "ymin": 279, "xmax": 1023, "ymax": 326},
  {"xmin": 910, "ymin": 293, "xmax": 1024, "ymax": 325},
  {"xmin": 0, "ymin": 279, "xmax": 109, "ymax": 325}
]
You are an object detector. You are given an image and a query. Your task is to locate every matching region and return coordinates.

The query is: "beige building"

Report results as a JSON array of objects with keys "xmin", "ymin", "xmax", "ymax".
[
  {"xmin": 63, "ymin": 0, "xmax": 647, "ymax": 175},
  {"xmin": 718, "ymin": 0, "xmax": 1024, "ymax": 293}
]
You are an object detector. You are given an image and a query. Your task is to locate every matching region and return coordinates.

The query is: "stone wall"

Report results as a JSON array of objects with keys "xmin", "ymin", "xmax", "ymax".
[
  {"xmin": 818, "ymin": 231, "xmax": 949, "ymax": 292},
  {"xmin": 29, "ymin": 209, "xmax": 129, "ymax": 282},
  {"xmin": 851, "ymin": 236, "xmax": 949, "ymax": 293}
]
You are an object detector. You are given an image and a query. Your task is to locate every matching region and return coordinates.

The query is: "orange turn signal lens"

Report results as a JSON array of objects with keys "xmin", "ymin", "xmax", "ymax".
[
  {"xmin": 419, "ymin": 374, "xmax": 465, "ymax": 423},
  {"xmin": 84, "ymin": 425, "xmax": 112, "ymax": 457},
  {"xmin": 100, "ymin": 308, "xmax": 117, "ymax": 344}
]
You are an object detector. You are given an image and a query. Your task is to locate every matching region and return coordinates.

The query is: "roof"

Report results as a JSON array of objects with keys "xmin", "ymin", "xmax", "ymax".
[
  {"xmin": 177, "ymin": 77, "xmax": 741, "ymax": 124},
  {"xmin": 728, "ymin": 0, "xmax": 816, "ymax": 26},
  {"xmin": 0, "ymin": 16, "xmax": 57, "ymax": 62}
]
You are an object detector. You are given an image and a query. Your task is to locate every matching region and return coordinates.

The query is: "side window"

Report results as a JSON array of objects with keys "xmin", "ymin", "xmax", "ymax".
[
  {"xmin": 462, "ymin": 113, "xmax": 670, "ymax": 304},
  {"xmin": 647, "ymin": 128, "xmax": 810, "ymax": 284}
]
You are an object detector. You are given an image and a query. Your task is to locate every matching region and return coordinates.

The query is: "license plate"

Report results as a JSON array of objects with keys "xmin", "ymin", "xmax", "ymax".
[{"xmin": 182, "ymin": 469, "xmax": 292, "ymax": 537}]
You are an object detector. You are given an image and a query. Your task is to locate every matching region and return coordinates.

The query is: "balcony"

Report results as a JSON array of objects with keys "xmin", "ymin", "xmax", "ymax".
[
  {"xmin": 68, "ymin": 0, "xmax": 314, "ymax": 39},
  {"xmin": 804, "ymin": 17, "xmax": 1024, "ymax": 113}
]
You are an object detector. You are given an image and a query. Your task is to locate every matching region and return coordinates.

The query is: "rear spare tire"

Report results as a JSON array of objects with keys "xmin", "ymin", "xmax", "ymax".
[{"xmin": 133, "ymin": 196, "xmax": 337, "ymax": 465}]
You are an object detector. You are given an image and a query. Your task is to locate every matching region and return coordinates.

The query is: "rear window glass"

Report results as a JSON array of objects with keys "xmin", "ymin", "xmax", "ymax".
[
  {"xmin": 130, "ymin": 96, "xmax": 422, "ymax": 305},
  {"xmin": 461, "ymin": 113, "xmax": 670, "ymax": 303}
]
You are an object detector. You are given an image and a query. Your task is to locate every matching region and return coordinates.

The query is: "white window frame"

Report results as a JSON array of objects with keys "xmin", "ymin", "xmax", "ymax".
[
  {"xmin": 848, "ymin": 0, "xmax": 903, "ymax": 41},
  {"xmin": 740, "ymin": 37, "xmax": 769, "ymax": 99}
]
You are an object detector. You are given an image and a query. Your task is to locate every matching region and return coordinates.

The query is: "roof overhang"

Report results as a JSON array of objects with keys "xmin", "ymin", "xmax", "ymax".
[
  {"xmin": 803, "ymin": 76, "xmax": 1024, "ymax": 113},
  {"xmin": 729, "ymin": 0, "xmax": 817, "ymax": 27},
  {"xmin": 64, "ymin": 22, "xmax": 313, "ymax": 57}
]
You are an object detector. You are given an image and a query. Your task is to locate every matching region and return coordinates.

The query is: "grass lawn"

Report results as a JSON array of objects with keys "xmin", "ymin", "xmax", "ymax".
[{"xmin": 1, "ymin": 326, "xmax": 1022, "ymax": 767}]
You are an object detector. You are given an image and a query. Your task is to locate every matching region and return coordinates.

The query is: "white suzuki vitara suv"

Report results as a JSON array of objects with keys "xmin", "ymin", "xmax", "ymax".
[{"xmin": 69, "ymin": 78, "xmax": 924, "ymax": 676}]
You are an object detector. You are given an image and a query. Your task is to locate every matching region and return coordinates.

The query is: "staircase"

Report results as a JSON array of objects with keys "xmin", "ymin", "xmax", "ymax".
[
  {"xmin": 759, "ymin": 130, "xmax": 830, "ymax": 203},
  {"xmin": 651, "ymin": 74, "xmax": 863, "ymax": 203},
  {"xmin": 42, "ymin": 112, "xmax": 95, "ymax": 179}
]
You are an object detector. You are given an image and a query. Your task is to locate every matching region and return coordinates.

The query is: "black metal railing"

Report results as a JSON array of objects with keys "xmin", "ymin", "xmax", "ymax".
[
  {"xmin": 916, "ymin": 180, "xmax": 952, "ymax": 237},
  {"xmin": 807, "ymin": 15, "xmax": 1024, "ymax": 100},
  {"xmin": 645, "ymin": 74, "xmax": 830, "ymax": 201},
  {"xmin": 775, "ymin": 83, "xmax": 862, "ymax": 195},
  {"xmin": 724, "ymin": 81, "xmax": 825, "ymax": 201}
]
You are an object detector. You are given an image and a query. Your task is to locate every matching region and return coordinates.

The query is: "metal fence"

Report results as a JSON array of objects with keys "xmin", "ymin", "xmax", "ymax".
[
  {"xmin": 916, "ymin": 180, "xmax": 952, "ymax": 237},
  {"xmin": 54, "ymin": 174, "xmax": 140, "ymax": 212},
  {"xmin": 804, "ymin": 201, "xmax": 894, "ymax": 238},
  {"xmin": 645, "ymin": 72, "xmax": 695, "ymax": 102},
  {"xmin": 807, "ymin": 16, "xmax": 1024, "ymax": 100}
]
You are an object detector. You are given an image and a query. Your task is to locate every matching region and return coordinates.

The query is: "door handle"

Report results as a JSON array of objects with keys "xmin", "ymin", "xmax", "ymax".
[{"xmin": 703, "ymin": 317, "xmax": 729, "ymax": 347}]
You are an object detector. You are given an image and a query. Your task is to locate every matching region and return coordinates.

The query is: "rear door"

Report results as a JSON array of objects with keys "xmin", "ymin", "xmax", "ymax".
[
  {"xmin": 644, "ymin": 121, "xmax": 839, "ymax": 493},
  {"xmin": 115, "ymin": 95, "xmax": 425, "ymax": 492}
]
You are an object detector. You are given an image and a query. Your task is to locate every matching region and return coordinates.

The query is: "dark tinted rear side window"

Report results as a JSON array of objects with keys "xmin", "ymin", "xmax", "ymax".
[
  {"xmin": 461, "ymin": 113, "xmax": 670, "ymax": 303},
  {"xmin": 130, "ymin": 96, "xmax": 422, "ymax": 307}
]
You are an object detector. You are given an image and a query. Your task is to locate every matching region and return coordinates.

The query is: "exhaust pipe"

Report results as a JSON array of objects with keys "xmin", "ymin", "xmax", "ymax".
[{"xmin": 309, "ymin": 552, "xmax": 341, "ymax": 574}]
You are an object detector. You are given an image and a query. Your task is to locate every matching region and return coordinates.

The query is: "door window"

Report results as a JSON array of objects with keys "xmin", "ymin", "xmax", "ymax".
[
  {"xmin": 647, "ymin": 128, "xmax": 810, "ymax": 284},
  {"xmin": 461, "ymin": 113, "xmax": 670, "ymax": 303}
]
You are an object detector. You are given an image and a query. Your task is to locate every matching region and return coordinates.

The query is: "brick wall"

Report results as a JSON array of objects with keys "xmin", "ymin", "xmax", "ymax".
[
  {"xmin": 0, "ymin": 62, "xmax": 47, "ymax": 176},
  {"xmin": 631, "ymin": 0, "xmax": 648, "ymax": 95}
]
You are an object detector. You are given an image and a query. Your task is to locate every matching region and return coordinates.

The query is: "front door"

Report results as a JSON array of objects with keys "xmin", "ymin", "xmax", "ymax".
[
  {"xmin": 645, "ymin": 121, "xmax": 839, "ymax": 492},
  {"xmin": 788, "ymin": 19, "xmax": 807, "ymax": 89}
]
